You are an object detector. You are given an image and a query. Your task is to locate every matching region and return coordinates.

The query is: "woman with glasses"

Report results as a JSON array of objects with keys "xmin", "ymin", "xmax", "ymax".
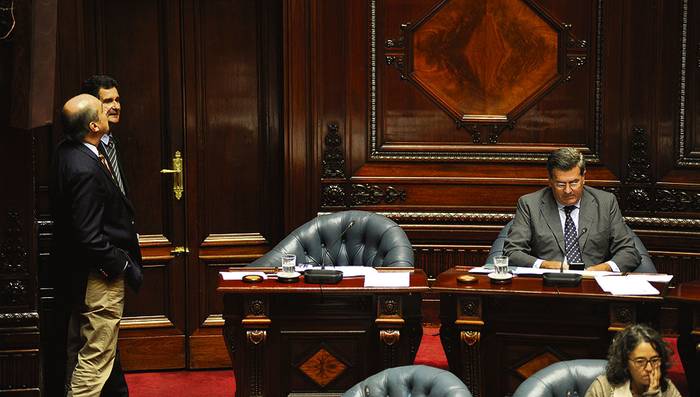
[{"xmin": 585, "ymin": 324, "xmax": 682, "ymax": 397}]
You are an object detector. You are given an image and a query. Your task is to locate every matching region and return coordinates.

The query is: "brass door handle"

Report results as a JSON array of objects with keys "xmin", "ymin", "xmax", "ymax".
[{"xmin": 160, "ymin": 151, "xmax": 183, "ymax": 200}]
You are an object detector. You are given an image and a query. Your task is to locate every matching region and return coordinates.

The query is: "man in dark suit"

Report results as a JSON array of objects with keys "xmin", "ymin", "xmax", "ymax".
[
  {"xmin": 81, "ymin": 75, "xmax": 127, "ymax": 196},
  {"xmin": 504, "ymin": 147, "xmax": 640, "ymax": 272},
  {"xmin": 81, "ymin": 75, "xmax": 133, "ymax": 396},
  {"xmin": 50, "ymin": 94, "xmax": 142, "ymax": 396}
]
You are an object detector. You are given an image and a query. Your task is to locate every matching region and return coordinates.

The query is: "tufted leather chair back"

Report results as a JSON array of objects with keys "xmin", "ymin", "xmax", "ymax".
[
  {"xmin": 341, "ymin": 365, "xmax": 472, "ymax": 397},
  {"xmin": 486, "ymin": 220, "xmax": 656, "ymax": 272},
  {"xmin": 512, "ymin": 359, "xmax": 607, "ymax": 397},
  {"xmin": 249, "ymin": 210, "xmax": 414, "ymax": 267}
]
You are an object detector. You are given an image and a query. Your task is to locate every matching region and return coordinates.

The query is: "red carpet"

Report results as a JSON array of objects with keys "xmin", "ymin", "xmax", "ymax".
[{"xmin": 126, "ymin": 328, "xmax": 688, "ymax": 396}]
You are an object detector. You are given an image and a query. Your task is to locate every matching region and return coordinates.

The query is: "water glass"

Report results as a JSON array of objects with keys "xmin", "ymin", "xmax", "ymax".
[
  {"xmin": 281, "ymin": 254, "xmax": 296, "ymax": 274},
  {"xmin": 493, "ymin": 255, "xmax": 509, "ymax": 275}
]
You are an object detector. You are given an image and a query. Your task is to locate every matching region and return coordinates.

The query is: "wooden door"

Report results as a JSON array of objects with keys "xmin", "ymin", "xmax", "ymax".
[{"xmin": 46, "ymin": 0, "xmax": 283, "ymax": 371}]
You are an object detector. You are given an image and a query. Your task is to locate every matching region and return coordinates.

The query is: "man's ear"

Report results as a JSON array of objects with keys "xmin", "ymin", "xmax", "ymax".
[{"xmin": 88, "ymin": 121, "xmax": 100, "ymax": 133}]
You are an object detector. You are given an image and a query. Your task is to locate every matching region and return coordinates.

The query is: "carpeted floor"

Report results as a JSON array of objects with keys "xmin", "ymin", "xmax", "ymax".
[{"xmin": 125, "ymin": 327, "xmax": 689, "ymax": 396}]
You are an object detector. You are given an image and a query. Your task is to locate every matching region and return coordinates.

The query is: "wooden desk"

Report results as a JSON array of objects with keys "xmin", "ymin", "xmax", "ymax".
[
  {"xmin": 666, "ymin": 280, "xmax": 700, "ymax": 397},
  {"xmin": 433, "ymin": 268, "xmax": 668, "ymax": 397},
  {"xmin": 218, "ymin": 270, "xmax": 428, "ymax": 397}
]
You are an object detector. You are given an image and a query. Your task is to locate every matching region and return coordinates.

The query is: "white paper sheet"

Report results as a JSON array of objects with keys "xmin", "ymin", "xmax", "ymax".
[
  {"xmin": 594, "ymin": 275, "xmax": 660, "ymax": 296},
  {"xmin": 220, "ymin": 271, "xmax": 268, "ymax": 281},
  {"xmin": 296, "ymin": 265, "xmax": 379, "ymax": 277},
  {"xmin": 625, "ymin": 273, "xmax": 673, "ymax": 283},
  {"xmin": 364, "ymin": 272, "xmax": 410, "ymax": 287},
  {"xmin": 468, "ymin": 266, "xmax": 495, "ymax": 274}
]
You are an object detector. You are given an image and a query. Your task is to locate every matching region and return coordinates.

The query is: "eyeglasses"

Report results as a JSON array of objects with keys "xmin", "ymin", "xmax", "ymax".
[
  {"xmin": 553, "ymin": 181, "xmax": 581, "ymax": 190},
  {"xmin": 629, "ymin": 357, "xmax": 661, "ymax": 368}
]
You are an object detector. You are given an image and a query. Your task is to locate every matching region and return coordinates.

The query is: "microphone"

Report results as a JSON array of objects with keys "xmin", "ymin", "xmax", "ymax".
[
  {"xmin": 304, "ymin": 220, "xmax": 355, "ymax": 284},
  {"xmin": 542, "ymin": 227, "xmax": 588, "ymax": 287},
  {"xmin": 321, "ymin": 220, "xmax": 355, "ymax": 268}
]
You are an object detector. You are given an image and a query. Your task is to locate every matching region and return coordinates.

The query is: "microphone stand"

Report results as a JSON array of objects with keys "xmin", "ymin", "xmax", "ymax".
[{"xmin": 304, "ymin": 221, "xmax": 355, "ymax": 284}]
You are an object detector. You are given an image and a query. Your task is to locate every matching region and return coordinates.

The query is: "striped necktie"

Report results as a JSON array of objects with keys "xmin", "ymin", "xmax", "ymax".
[{"xmin": 104, "ymin": 139, "xmax": 125, "ymax": 194}]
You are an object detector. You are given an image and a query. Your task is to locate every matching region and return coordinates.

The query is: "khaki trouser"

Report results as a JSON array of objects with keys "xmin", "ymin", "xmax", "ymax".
[{"xmin": 66, "ymin": 271, "xmax": 124, "ymax": 397}]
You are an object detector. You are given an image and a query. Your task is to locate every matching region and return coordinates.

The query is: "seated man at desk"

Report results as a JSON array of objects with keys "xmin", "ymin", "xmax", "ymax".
[{"xmin": 504, "ymin": 147, "xmax": 640, "ymax": 272}]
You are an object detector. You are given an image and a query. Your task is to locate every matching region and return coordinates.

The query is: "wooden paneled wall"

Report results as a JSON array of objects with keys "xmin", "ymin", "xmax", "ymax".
[
  {"xmin": 286, "ymin": 0, "xmax": 700, "ymax": 283},
  {"xmin": 1, "ymin": 0, "xmax": 699, "ymax": 391}
]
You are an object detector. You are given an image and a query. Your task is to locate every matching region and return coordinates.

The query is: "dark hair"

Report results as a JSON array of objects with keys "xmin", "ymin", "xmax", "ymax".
[
  {"xmin": 605, "ymin": 324, "xmax": 672, "ymax": 391},
  {"xmin": 81, "ymin": 75, "xmax": 119, "ymax": 98},
  {"xmin": 546, "ymin": 148, "xmax": 585, "ymax": 178},
  {"xmin": 62, "ymin": 105, "xmax": 99, "ymax": 142}
]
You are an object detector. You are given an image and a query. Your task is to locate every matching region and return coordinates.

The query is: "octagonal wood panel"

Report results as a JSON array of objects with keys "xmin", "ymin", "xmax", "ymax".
[{"xmin": 410, "ymin": 0, "xmax": 561, "ymax": 122}]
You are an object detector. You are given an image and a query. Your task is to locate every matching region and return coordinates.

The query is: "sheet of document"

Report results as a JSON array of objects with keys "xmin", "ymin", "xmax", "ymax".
[
  {"xmin": 220, "ymin": 271, "xmax": 268, "ymax": 281},
  {"xmin": 625, "ymin": 273, "xmax": 673, "ymax": 283},
  {"xmin": 364, "ymin": 272, "xmax": 410, "ymax": 287},
  {"xmin": 296, "ymin": 265, "xmax": 378, "ymax": 277},
  {"xmin": 469, "ymin": 266, "xmax": 495, "ymax": 274},
  {"xmin": 594, "ymin": 275, "xmax": 660, "ymax": 296}
]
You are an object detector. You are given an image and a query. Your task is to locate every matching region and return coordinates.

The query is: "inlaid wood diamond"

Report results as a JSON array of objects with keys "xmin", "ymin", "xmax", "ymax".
[
  {"xmin": 410, "ymin": 0, "xmax": 561, "ymax": 122},
  {"xmin": 298, "ymin": 348, "xmax": 347, "ymax": 387}
]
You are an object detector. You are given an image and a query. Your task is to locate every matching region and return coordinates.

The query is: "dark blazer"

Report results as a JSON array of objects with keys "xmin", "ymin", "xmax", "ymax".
[
  {"xmin": 50, "ymin": 139, "xmax": 142, "ymax": 304},
  {"xmin": 504, "ymin": 186, "xmax": 641, "ymax": 272}
]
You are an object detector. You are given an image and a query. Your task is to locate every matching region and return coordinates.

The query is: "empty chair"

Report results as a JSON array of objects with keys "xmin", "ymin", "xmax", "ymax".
[
  {"xmin": 342, "ymin": 365, "xmax": 473, "ymax": 397},
  {"xmin": 249, "ymin": 210, "xmax": 413, "ymax": 268},
  {"xmin": 512, "ymin": 359, "xmax": 607, "ymax": 397},
  {"xmin": 486, "ymin": 220, "xmax": 656, "ymax": 272}
]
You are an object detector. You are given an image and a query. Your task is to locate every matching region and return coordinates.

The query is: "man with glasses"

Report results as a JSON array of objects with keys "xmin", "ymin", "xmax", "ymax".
[{"xmin": 504, "ymin": 147, "xmax": 640, "ymax": 271}]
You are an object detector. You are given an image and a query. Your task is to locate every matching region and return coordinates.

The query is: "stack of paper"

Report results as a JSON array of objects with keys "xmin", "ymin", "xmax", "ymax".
[{"xmin": 594, "ymin": 275, "xmax": 660, "ymax": 296}]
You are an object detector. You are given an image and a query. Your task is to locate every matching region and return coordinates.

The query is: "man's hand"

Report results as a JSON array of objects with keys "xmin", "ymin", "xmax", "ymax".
[
  {"xmin": 587, "ymin": 263, "xmax": 612, "ymax": 271},
  {"xmin": 540, "ymin": 260, "xmax": 563, "ymax": 269}
]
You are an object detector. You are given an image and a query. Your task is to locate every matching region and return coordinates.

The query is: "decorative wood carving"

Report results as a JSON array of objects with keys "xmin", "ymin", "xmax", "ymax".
[
  {"xmin": 246, "ymin": 330, "xmax": 267, "ymax": 345},
  {"xmin": 459, "ymin": 330, "xmax": 483, "ymax": 397},
  {"xmin": 350, "ymin": 184, "xmax": 407, "ymax": 206},
  {"xmin": 322, "ymin": 123, "xmax": 346, "ymax": 178},
  {"xmin": 321, "ymin": 184, "xmax": 346, "ymax": 207},
  {"xmin": 656, "ymin": 189, "xmax": 700, "ymax": 212},
  {"xmin": 380, "ymin": 329, "xmax": 400, "ymax": 346},
  {"xmin": 461, "ymin": 299, "xmax": 480, "ymax": 318},
  {"xmin": 0, "ymin": 211, "xmax": 28, "ymax": 274},
  {"xmin": 626, "ymin": 127, "xmax": 651, "ymax": 183},
  {"xmin": 298, "ymin": 347, "xmax": 348, "ymax": 387},
  {"xmin": 676, "ymin": 0, "xmax": 698, "ymax": 167},
  {"xmin": 379, "ymin": 329, "xmax": 400, "ymax": 369},
  {"xmin": 0, "ymin": 312, "xmax": 39, "ymax": 326},
  {"xmin": 609, "ymin": 303, "xmax": 636, "ymax": 331},
  {"xmin": 247, "ymin": 298, "xmax": 267, "ymax": 317},
  {"xmin": 627, "ymin": 188, "xmax": 652, "ymax": 212},
  {"xmin": 0, "ymin": 280, "xmax": 26, "ymax": 306},
  {"xmin": 381, "ymin": 211, "xmax": 700, "ymax": 229},
  {"xmin": 563, "ymin": 22, "xmax": 589, "ymax": 82},
  {"xmin": 246, "ymin": 329, "xmax": 266, "ymax": 396},
  {"xmin": 379, "ymin": 296, "xmax": 400, "ymax": 316}
]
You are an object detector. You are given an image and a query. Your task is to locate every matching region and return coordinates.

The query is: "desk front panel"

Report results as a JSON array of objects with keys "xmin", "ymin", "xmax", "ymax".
[
  {"xmin": 222, "ymin": 290, "xmax": 423, "ymax": 396},
  {"xmin": 436, "ymin": 269, "xmax": 663, "ymax": 397}
]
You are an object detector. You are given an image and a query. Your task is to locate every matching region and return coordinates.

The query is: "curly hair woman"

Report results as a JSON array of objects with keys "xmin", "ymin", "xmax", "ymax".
[{"xmin": 585, "ymin": 324, "xmax": 682, "ymax": 397}]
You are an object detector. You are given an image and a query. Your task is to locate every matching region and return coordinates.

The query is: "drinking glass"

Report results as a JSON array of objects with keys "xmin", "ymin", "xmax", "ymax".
[
  {"xmin": 493, "ymin": 256, "xmax": 509, "ymax": 276},
  {"xmin": 281, "ymin": 254, "xmax": 296, "ymax": 274}
]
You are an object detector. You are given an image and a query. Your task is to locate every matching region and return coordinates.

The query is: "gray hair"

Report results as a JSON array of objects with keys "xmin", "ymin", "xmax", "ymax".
[{"xmin": 546, "ymin": 148, "xmax": 585, "ymax": 177}]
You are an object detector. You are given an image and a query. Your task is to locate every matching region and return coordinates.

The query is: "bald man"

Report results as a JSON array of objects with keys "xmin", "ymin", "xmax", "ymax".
[{"xmin": 50, "ymin": 94, "xmax": 142, "ymax": 396}]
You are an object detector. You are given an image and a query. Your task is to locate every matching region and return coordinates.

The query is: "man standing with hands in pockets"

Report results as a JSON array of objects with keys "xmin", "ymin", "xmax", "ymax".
[{"xmin": 50, "ymin": 93, "xmax": 142, "ymax": 396}]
